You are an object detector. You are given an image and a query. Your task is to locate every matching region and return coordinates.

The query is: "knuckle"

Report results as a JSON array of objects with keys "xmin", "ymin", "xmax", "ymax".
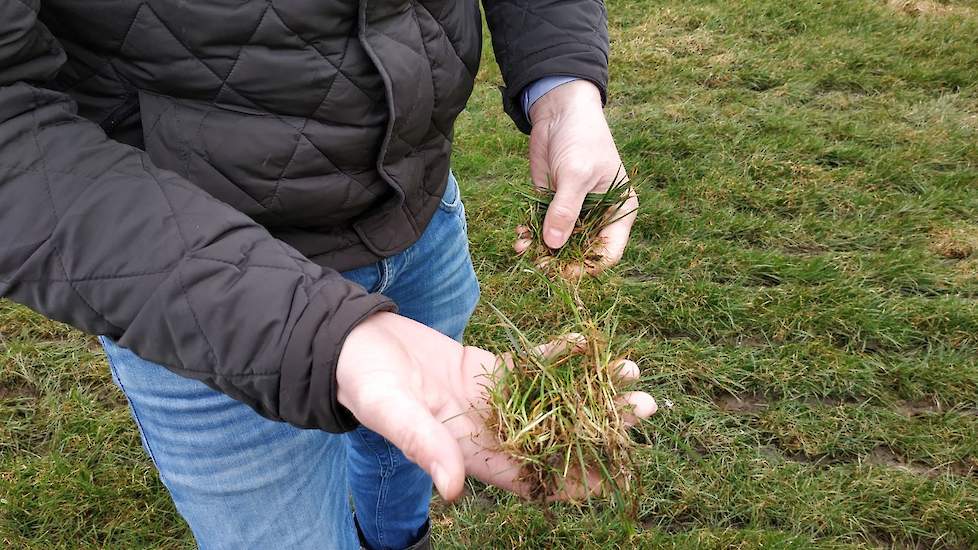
[
  {"xmin": 395, "ymin": 425, "xmax": 425, "ymax": 466},
  {"xmin": 549, "ymin": 204, "xmax": 578, "ymax": 223},
  {"xmin": 562, "ymin": 160, "xmax": 592, "ymax": 181}
]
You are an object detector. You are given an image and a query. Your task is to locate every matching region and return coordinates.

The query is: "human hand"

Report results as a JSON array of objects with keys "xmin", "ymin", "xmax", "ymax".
[
  {"xmin": 335, "ymin": 312, "xmax": 657, "ymax": 501},
  {"xmin": 515, "ymin": 80, "xmax": 639, "ymax": 276}
]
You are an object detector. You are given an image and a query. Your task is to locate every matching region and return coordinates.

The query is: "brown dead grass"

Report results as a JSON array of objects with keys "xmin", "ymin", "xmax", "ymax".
[
  {"xmin": 612, "ymin": 14, "xmax": 718, "ymax": 66},
  {"xmin": 931, "ymin": 226, "xmax": 978, "ymax": 259},
  {"xmin": 886, "ymin": 0, "xmax": 975, "ymax": 17},
  {"xmin": 966, "ymin": 113, "xmax": 978, "ymax": 130},
  {"xmin": 952, "ymin": 257, "xmax": 978, "ymax": 284}
]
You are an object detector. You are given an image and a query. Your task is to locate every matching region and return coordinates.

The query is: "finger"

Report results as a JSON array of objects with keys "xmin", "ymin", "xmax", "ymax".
[
  {"xmin": 366, "ymin": 393, "xmax": 467, "ymax": 501},
  {"xmin": 512, "ymin": 226, "xmax": 534, "ymax": 258},
  {"xmin": 617, "ymin": 391, "xmax": 658, "ymax": 427},
  {"xmin": 531, "ymin": 333, "xmax": 587, "ymax": 360},
  {"xmin": 463, "ymin": 440, "xmax": 537, "ymax": 499},
  {"xmin": 613, "ymin": 359, "xmax": 640, "ymax": 384},
  {"xmin": 546, "ymin": 465, "xmax": 606, "ymax": 503},
  {"xmin": 535, "ymin": 255, "xmax": 557, "ymax": 271},
  {"xmin": 585, "ymin": 188, "xmax": 639, "ymax": 275},
  {"xmin": 543, "ymin": 182, "xmax": 588, "ymax": 249},
  {"xmin": 559, "ymin": 262, "xmax": 587, "ymax": 281}
]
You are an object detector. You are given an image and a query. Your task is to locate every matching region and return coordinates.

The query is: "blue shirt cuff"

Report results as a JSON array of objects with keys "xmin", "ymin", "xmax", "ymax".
[{"xmin": 522, "ymin": 75, "xmax": 581, "ymax": 123}]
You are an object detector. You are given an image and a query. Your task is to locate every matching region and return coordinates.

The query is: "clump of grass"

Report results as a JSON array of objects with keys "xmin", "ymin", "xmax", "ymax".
[
  {"xmin": 517, "ymin": 166, "xmax": 634, "ymax": 275},
  {"xmin": 484, "ymin": 281, "xmax": 641, "ymax": 514}
]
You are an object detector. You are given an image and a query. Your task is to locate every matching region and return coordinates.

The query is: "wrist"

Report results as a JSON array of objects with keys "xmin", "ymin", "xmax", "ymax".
[
  {"xmin": 528, "ymin": 80, "xmax": 602, "ymax": 124},
  {"xmin": 335, "ymin": 311, "xmax": 394, "ymax": 407}
]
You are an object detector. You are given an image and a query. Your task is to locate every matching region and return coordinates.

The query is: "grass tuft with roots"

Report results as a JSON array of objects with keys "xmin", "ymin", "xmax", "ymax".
[
  {"xmin": 517, "ymin": 166, "xmax": 634, "ymax": 275},
  {"xmin": 484, "ymin": 279, "xmax": 643, "ymax": 515}
]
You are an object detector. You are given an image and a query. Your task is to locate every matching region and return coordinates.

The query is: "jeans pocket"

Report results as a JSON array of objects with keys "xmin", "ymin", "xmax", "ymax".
[
  {"xmin": 438, "ymin": 172, "xmax": 468, "ymax": 235},
  {"xmin": 438, "ymin": 172, "xmax": 462, "ymax": 214},
  {"xmin": 340, "ymin": 261, "xmax": 385, "ymax": 294}
]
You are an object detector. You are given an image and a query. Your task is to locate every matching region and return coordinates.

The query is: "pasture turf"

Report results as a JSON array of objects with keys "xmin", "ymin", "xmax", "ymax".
[{"xmin": 3, "ymin": 1, "xmax": 977, "ymax": 547}]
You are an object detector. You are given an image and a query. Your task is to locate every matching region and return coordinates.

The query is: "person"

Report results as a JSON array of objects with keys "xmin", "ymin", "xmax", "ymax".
[{"xmin": 0, "ymin": 1, "xmax": 656, "ymax": 548}]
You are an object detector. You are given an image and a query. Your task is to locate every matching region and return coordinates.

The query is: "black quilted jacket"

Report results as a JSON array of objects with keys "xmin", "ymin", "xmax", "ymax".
[{"xmin": 0, "ymin": 0, "xmax": 609, "ymax": 432}]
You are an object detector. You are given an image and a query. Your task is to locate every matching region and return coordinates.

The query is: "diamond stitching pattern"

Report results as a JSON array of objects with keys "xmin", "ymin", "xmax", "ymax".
[
  {"xmin": 3, "ymin": 0, "xmax": 611, "ymax": 422},
  {"xmin": 485, "ymin": 0, "xmax": 605, "ymax": 59}
]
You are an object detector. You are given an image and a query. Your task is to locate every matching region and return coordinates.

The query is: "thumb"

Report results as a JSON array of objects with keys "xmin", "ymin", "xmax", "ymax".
[
  {"xmin": 365, "ymin": 393, "xmax": 467, "ymax": 501},
  {"xmin": 543, "ymin": 182, "xmax": 587, "ymax": 249}
]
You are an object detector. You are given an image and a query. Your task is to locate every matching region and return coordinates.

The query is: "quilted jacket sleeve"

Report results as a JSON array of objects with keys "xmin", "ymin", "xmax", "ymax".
[
  {"xmin": 483, "ymin": 0, "xmax": 610, "ymax": 133},
  {"xmin": 0, "ymin": 0, "xmax": 394, "ymax": 433}
]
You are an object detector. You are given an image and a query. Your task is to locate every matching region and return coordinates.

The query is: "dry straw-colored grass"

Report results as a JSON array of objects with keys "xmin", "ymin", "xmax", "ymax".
[
  {"xmin": 886, "ymin": 0, "xmax": 975, "ymax": 17},
  {"xmin": 484, "ymin": 287, "xmax": 641, "ymax": 514},
  {"xmin": 931, "ymin": 226, "xmax": 978, "ymax": 259}
]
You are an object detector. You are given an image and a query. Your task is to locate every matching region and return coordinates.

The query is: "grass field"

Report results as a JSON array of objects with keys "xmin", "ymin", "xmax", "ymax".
[{"xmin": 3, "ymin": 0, "xmax": 978, "ymax": 548}]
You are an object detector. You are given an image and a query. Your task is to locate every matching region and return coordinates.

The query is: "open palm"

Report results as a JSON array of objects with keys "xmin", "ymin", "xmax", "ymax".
[{"xmin": 336, "ymin": 312, "xmax": 657, "ymax": 501}]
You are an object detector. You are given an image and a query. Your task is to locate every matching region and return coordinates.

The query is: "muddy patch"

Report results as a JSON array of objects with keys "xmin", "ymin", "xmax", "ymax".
[
  {"xmin": 716, "ymin": 393, "xmax": 768, "ymax": 413},
  {"xmin": 865, "ymin": 447, "xmax": 941, "ymax": 476},
  {"xmin": 0, "ymin": 379, "xmax": 37, "ymax": 401}
]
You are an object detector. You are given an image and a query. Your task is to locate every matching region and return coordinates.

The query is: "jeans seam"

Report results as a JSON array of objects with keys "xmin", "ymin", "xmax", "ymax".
[
  {"xmin": 353, "ymin": 428, "xmax": 392, "ymax": 549},
  {"xmin": 374, "ymin": 441, "xmax": 396, "ymax": 549},
  {"xmin": 377, "ymin": 257, "xmax": 391, "ymax": 294},
  {"xmin": 368, "ymin": 262, "xmax": 385, "ymax": 294},
  {"xmin": 459, "ymin": 201, "xmax": 468, "ymax": 234}
]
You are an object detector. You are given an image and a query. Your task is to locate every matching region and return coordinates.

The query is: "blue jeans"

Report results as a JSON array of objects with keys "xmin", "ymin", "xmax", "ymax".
[{"xmin": 99, "ymin": 174, "xmax": 479, "ymax": 550}]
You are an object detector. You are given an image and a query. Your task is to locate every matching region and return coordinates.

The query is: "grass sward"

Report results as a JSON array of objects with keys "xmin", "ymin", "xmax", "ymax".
[
  {"xmin": 484, "ymin": 282, "xmax": 641, "ymax": 515},
  {"xmin": 4, "ymin": 0, "xmax": 978, "ymax": 547},
  {"xmin": 518, "ymin": 166, "xmax": 634, "ymax": 275}
]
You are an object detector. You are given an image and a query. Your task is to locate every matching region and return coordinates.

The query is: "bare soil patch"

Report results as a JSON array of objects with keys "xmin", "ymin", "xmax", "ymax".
[
  {"xmin": 716, "ymin": 393, "xmax": 768, "ymax": 413},
  {"xmin": 0, "ymin": 379, "xmax": 37, "ymax": 400}
]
